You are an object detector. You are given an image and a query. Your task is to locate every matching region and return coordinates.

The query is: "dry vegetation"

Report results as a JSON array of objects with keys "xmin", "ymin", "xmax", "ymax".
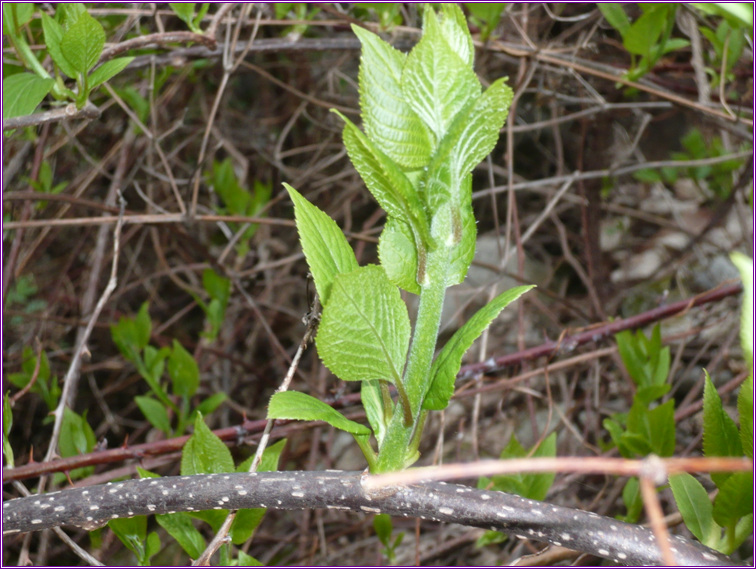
[{"xmin": 3, "ymin": 3, "xmax": 753, "ymax": 565}]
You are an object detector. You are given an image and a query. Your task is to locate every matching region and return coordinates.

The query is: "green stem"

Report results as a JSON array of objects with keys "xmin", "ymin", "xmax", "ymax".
[{"xmin": 374, "ymin": 247, "xmax": 449, "ymax": 472}]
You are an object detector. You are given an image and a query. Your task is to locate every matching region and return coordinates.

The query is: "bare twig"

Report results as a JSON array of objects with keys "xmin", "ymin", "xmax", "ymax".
[
  {"xmin": 42, "ymin": 195, "xmax": 126, "ymax": 464},
  {"xmin": 2, "ymin": 102, "xmax": 100, "ymax": 132}
]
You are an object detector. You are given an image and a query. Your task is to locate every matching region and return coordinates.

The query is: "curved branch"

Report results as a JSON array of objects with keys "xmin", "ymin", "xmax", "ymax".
[{"xmin": 2, "ymin": 471, "xmax": 738, "ymax": 566}]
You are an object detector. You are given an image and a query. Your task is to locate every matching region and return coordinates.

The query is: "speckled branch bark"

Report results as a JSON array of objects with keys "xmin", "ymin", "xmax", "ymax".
[{"xmin": 3, "ymin": 471, "xmax": 737, "ymax": 566}]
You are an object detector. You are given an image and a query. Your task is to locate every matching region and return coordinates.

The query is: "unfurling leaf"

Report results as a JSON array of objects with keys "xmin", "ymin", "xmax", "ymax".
[
  {"xmin": 423, "ymin": 285, "xmax": 534, "ymax": 410},
  {"xmin": 317, "ymin": 265, "xmax": 410, "ymax": 385},
  {"xmin": 352, "ymin": 25, "xmax": 432, "ymax": 169}
]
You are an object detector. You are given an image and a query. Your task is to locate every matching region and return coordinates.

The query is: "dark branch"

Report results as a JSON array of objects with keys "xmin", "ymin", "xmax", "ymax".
[{"xmin": 3, "ymin": 471, "xmax": 738, "ymax": 566}]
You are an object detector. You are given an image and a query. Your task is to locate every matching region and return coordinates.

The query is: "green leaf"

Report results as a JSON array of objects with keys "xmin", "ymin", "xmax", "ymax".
[
  {"xmin": 60, "ymin": 11, "xmax": 106, "ymax": 75},
  {"xmin": 439, "ymin": 4, "xmax": 475, "ymax": 66},
  {"xmin": 424, "ymin": 285, "xmax": 534, "ymax": 410},
  {"xmin": 211, "ymin": 158, "xmax": 249, "ymax": 215},
  {"xmin": 2, "ymin": 73, "xmax": 54, "ymax": 119},
  {"xmin": 475, "ymin": 529, "xmax": 507, "ymax": 548},
  {"xmin": 479, "ymin": 433, "xmax": 556, "ymax": 501},
  {"xmin": 316, "ymin": 265, "xmax": 410, "ymax": 385},
  {"xmin": 109, "ymin": 517, "xmax": 150, "ymax": 564},
  {"xmin": 738, "ymin": 374, "xmax": 752, "ymax": 459},
  {"xmin": 351, "ymin": 25, "xmax": 432, "ymax": 169},
  {"xmin": 3, "ymin": 3, "xmax": 34, "ymax": 36},
  {"xmin": 730, "ymin": 252, "xmax": 753, "ymax": 367},
  {"xmin": 40, "ymin": 11, "xmax": 78, "ymax": 79},
  {"xmin": 88, "ymin": 57, "xmax": 134, "ymax": 88},
  {"xmin": 268, "ymin": 391, "xmax": 371, "ymax": 436},
  {"xmin": 135, "ymin": 395, "xmax": 171, "ymax": 434},
  {"xmin": 401, "ymin": 7, "xmax": 480, "ymax": 144},
  {"xmin": 237, "ymin": 551, "xmax": 263, "ymax": 566},
  {"xmin": 195, "ymin": 392, "xmax": 228, "ymax": 418},
  {"xmin": 424, "ymin": 77, "xmax": 513, "ymax": 211},
  {"xmin": 168, "ymin": 340, "xmax": 200, "ymax": 398},
  {"xmin": 181, "ymin": 413, "xmax": 235, "ymax": 475},
  {"xmin": 145, "ymin": 532, "xmax": 161, "ymax": 564},
  {"xmin": 3, "ymin": 393, "xmax": 14, "ymax": 468},
  {"xmin": 362, "ymin": 379, "xmax": 388, "ymax": 446},
  {"xmin": 703, "ymin": 371, "xmax": 743, "ymax": 473},
  {"xmin": 623, "ymin": 9, "xmax": 665, "ymax": 56},
  {"xmin": 712, "ymin": 471, "xmax": 753, "ymax": 529},
  {"xmin": 59, "ymin": 408, "xmax": 95, "ymax": 457},
  {"xmin": 336, "ymin": 111, "xmax": 431, "ymax": 249},
  {"xmin": 669, "ymin": 472, "xmax": 717, "ymax": 545},
  {"xmin": 170, "ymin": 3, "xmax": 196, "ymax": 24},
  {"xmin": 134, "ymin": 302, "xmax": 152, "ymax": 350},
  {"xmin": 156, "ymin": 512, "xmax": 205, "ymax": 559},
  {"xmin": 373, "ymin": 513, "xmax": 393, "ymax": 547},
  {"xmin": 598, "ymin": 3, "xmax": 631, "ymax": 36},
  {"xmin": 625, "ymin": 399, "xmax": 675, "ymax": 457},
  {"xmin": 203, "ymin": 267, "xmax": 231, "ymax": 304},
  {"xmin": 620, "ymin": 477, "xmax": 644, "ymax": 523},
  {"xmin": 285, "ymin": 183, "xmax": 358, "ymax": 305}
]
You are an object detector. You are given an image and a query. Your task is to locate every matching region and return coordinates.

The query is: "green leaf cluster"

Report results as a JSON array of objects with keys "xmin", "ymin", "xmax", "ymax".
[
  {"xmin": 268, "ymin": 5, "xmax": 532, "ymax": 474},
  {"xmin": 604, "ymin": 324, "xmax": 675, "ymax": 521},
  {"xmin": 110, "ymin": 303, "xmax": 226, "ymax": 436},
  {"xmin": 2, "ymin": 3, "xmax": 133, "ymax": 120},
  {"xmin": 668, "ymin": 253, "xmax": 753, "ymax": 554},
  {"xmin": 599, "ymin": 3, "xmax": 689, "ymax": 82},
  {"xmin": 7, "ymin": 346, "xmax": 60, "ymax": 413},
  {"xmin": 633, "ymin": 128, "xmax": 750, "ymax": 199},
  {"xmin": 207, "ymin": 159, "xmax": 272, "ymax": 260}
]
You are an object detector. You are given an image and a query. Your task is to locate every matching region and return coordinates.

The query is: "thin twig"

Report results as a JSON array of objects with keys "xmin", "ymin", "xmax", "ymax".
[
  {"xmin": 42, "ymin": 195, "xmax": 126, "ymax": 464},
  {"xmin": 2, "ymin": 102, "xmax": 100, "ymax": 132}
]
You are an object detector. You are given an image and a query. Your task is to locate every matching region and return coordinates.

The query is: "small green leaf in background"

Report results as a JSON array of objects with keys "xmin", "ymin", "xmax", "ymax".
[
  {"xmin": 40, "ymin": 11, "xmax": 77, "ymax": 79},
  {"xmin": 2, "ymin": 73, "xmax": 55, "ymax": 119},
  {"xmin": 738, "ymin": 374, "xmax": 752, "ymax": 459},
  {"xmin": 268, "ymin": 391, "xmax": 371, "ymax": 436},
  {"xmin": 465, "ymin": 3, "xmax": 507, "ymax": 40},
  {"xmin": 316, "ymin": 265, "xmax": 410, "ymax": 385},
  {"xmin": 424, "ymin": 285, "xmax": 534, "ymax": 410},
  {"xmin": 702, "ymin": 371, "xmax": 742, "ymax": 465},
  {"xmin": 168, "ymin": 340, "xmax": 199, "ymax": 398},
  {"xmin": 478, "ymin": 432, "xmax": 557, "ymax": 501},
  {"xmin": 194, "ymin": 392, "xmax": 228, "ymax": 419},
  {"xmin": 619, "ymin": 477, "xmax": 643, "ymax": 523},
  {"xmin": 88, "ymin": 57, "xmax": 134, "ymax": 88},
  {"xmin": 3, "ymin": 392, "xmax": 14, "ymax": 468},
  {"xmin": 712, "ymin": 471, "xmax": 753, "ymax": 531},
  {"xmin": 156, "ymin": 512, "xmax": 205, "ymax": 559},
  {"xmin": 8, "ymin": 347, "xmax": 59, "ymax": 412},
  {"xmin": 60, "ymin": 11, "xmax": 106, "ymax": 76},
  {"xmin": 237, "ymin": 551, "xmax": 263, "ymax": 566},
  {"xmin": 622, "ymin": 7, "xmax": 666, "ymax": 56},
  {"xmin": 56, "ymin": 408, "xmax": 96, "ymax": 481},
  {"xmin": 598, "ymin": 3, "xmax": 631, "ymax": 36},
  {"xmin": 669, "ymin": 472, "xmax": 718, "ymax": 546},
  {"xmin": 285, "ymin": 184, "xmax": 358, "ymax": 305},
  {"xmin": 181, "ymin": 412, "xmax": 234, "ymax": 475},
  {"xmin": 135, "ymin": 395, "xmax": 171, "ymax": 434},
  {"xmin": 3, "ymin": 3, "xmax": 35, "ymax": 36}
]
